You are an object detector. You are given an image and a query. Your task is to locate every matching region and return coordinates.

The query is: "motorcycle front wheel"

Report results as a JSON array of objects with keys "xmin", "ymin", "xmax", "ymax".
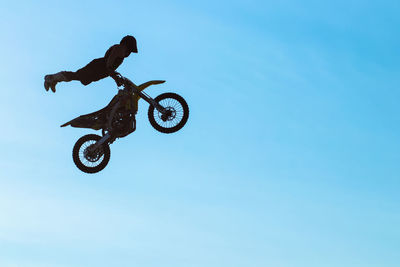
[
  {"xmin": 72, "ymin": 134, "xmax": 111, "ymax": 174},
  {"xmin": 148, "ymin": 92, "xmax": 189, "ymax": 134}
]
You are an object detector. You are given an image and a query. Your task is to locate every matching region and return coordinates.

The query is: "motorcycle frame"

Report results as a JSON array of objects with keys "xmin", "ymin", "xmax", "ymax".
[
  {"xmin": 123, "ymin": 77, "xmax": 166, "ymax": 113},
  {"xmin": 91, "ymin": 76, "xmax": 165, "ymax": 151}
]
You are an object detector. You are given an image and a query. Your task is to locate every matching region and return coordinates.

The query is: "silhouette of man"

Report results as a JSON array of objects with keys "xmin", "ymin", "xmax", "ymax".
[{"xmin": 44, "ymin": 35, "xmax": 137, "ymax": 92}]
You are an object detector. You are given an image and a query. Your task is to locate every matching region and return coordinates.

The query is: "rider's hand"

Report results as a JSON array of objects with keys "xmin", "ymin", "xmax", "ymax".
[
  {"xmin": 110, "ymin": 71, "xmax": 124, "ymax": 87},
  {"xmin": 116, "ymin": 77, "xmax": 124, "ymax": 87}
]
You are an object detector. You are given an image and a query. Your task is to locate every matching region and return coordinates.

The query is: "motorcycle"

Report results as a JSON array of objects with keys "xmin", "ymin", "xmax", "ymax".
[{"xmin": 61, "ymin": 73, "xmax": 189, "ymax": 173}]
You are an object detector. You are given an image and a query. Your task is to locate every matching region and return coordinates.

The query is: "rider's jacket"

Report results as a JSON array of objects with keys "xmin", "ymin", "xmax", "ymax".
[
  {"xmin": 76, "ymin": 44, "xmax": 125, "ymax": 85},
  {"xmin": 104, "ymin": 45, "xmax": 124, "ymax": 71}
]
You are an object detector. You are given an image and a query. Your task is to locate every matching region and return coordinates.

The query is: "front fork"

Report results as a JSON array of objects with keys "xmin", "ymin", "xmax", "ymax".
[
  {"xmin": 139, "ymin": 90, "xmax": 167, "ymax": 115},
  {"xmin": 153, "ymin": 101, "xmax": 166, "ymax": 114},
  {"xmin": 91, "ymin": 133, "xmax": 112, "ymax": 152}
]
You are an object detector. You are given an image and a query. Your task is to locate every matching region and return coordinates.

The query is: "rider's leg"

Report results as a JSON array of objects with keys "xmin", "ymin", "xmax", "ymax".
[
  {"xmin": 60, "ymin": 71, "xmax": 79, "ymax": 81},
  {"xmin": 44, "ymin": 58, "xmax": 109, "ymax": 92},
  {"xmin": 44, "ymin": 71, "xmax": 78, "ymax": 93}
]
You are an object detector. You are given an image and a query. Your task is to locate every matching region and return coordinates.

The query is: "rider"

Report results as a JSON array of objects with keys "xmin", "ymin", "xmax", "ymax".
[
  {"xmin": 44, "ymin": 35, "xmax": 138, "ymax": 92},
  {"xmin": 46, "ymin": 35, "xmax": 142, "ymax": 135}
]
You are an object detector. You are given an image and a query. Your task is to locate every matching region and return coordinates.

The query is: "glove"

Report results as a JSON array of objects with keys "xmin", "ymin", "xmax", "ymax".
[{"xmin": 111, "ymin": 72, "xmax": 124, "ymax": 87}]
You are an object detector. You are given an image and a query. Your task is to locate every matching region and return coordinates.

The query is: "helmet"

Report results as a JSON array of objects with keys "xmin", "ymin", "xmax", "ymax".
[{"xmin": 120, "ymin": 35, "xmax": 138, "ymax": 53}]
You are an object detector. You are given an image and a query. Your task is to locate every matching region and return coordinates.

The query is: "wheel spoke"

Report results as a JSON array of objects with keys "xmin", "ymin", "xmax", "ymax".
[
  {"xmin": 153, "ymin": 98, "xmax": 184, "ymax": 128},
  {"xmin": 150, "ymin": 95, "xmax": 187, "ymax": 132},
  {"xmin": 78, "ymin": 140, "xmax": 105, "ymax": 168}
]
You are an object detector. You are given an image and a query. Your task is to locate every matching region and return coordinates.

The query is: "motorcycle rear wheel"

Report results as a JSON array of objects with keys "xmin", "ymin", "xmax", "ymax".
[{"xmin": 72, "ymin": 134, "xmax": 111, "ymax": 174}]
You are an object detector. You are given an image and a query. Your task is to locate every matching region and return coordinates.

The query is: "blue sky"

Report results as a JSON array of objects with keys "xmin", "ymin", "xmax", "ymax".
[{"xmin": 0, "ymin": 0, "xmax": 399, "ymax": 266}]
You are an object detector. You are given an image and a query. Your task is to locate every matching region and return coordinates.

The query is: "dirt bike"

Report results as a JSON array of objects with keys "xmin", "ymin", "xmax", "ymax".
[{"xmin": 61, "ymin": 73, "xmax": 189, "ymax": 174}]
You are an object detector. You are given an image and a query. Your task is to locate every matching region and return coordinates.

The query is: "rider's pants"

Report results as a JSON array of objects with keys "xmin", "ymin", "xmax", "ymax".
[{"xmin": 62, "ymin": 58, "xmax": 109, "ymax": 86}]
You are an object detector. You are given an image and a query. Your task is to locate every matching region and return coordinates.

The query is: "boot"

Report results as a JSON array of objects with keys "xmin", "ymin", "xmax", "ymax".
[
  {"xmin": 44, "ymin": 72, "xmax": 69, "ymax": 93},
  {"xmin": 44, "ymin": 75, "xmax": 53, "ymax": 91}
]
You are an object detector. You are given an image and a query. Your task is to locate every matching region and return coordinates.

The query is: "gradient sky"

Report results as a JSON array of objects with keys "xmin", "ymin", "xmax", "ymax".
[{"xmin": 0, "ymin": 0, "xmax": 399, "ymax": 266}]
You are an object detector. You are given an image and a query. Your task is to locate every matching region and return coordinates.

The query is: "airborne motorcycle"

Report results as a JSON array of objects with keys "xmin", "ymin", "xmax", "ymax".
[{"xmin": 61, "ymin": 73, "xmax": 189, "ymax": 173}]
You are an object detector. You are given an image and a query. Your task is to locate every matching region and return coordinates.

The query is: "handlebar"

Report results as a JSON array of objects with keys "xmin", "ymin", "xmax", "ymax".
[
  {"xmin": 110, "ymin": 71, "xmax": 125, "ymax": 87},
  {"xmin": 111, "ymin": 72, "xmax": 166, "ymax": 93}
]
